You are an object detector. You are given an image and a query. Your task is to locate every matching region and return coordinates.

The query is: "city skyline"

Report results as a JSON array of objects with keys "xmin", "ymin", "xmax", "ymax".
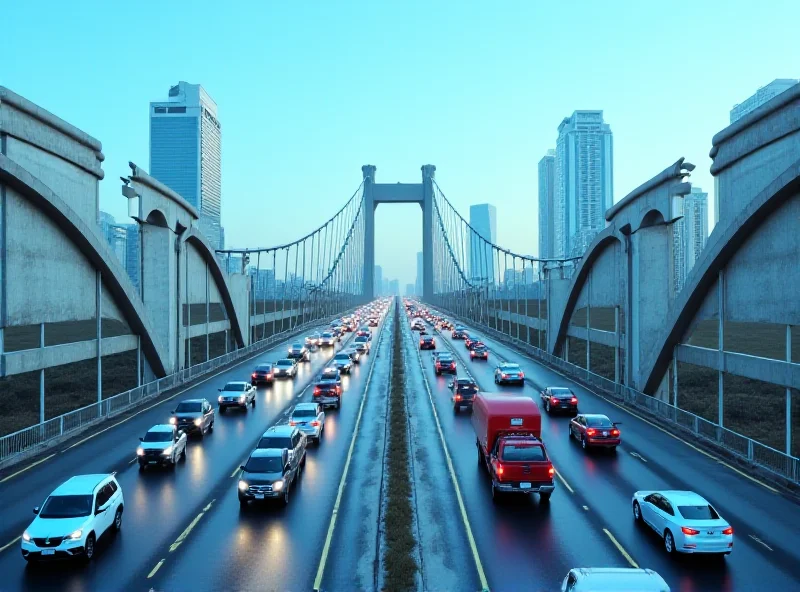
[
  {"xmin": 537, "ymin": 149, "xmax": 556, "ymax": 259},
  {"xmin": 468, "ymin": 204, "xmax": 497, "ymax": 282}
]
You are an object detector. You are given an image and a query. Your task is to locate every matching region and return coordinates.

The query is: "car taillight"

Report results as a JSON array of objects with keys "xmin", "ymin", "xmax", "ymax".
[
  {"xmin": 548, "ymin": 466, "xmax": 555, "ymax": 477},
  {"xmin": 722, "ymin": 526, "xmax": 733, "ymax": 535},
  {"xmin": 551, "ymin": 396, "xmax": 559, "ymax": 404},
  {"xmin": 681, "ymin": 527, "xmax": 700, "ymax": 536},
  {"xmin": 496, "ymin": 463, "xmax": 504, "ymax": 476},
  {"xmin": 314, "ymin": 387, "xmax": 321, "ymax": 394},
  {"xmin": 419, "ymin": 340, "xmax": 424, "ymax": 345},
  {"xmin": 450, "ymin": 363, "xmax": 455, "ymax": 368},
  {"xmin": 454, "ymin": 394, "xmax": 462, "ymax": 401},
  {"xmin": 502, "ymin": 374, "xmax": 508, "ymax": 378},
  {"xmin": 311, "ymin": 421, "xmax": 320, "ymax": 427},
  {"xmin": 289, "ymin": 421, "xmax": 297, "ymax": 426},
  {"xmin": 571, "ymin": 397, "xmax": 578, "ymax": 404},
  {"xmin": 611, "ymin": 429, "xmax": 620, "ymax": 436},
  {"xmin": 519, "ymin": 372, "xmax": 524, "ymax": 378},
  {"xmin": 252, "ymin": 373, "xmax": 257, "ymax": 378},
  {"xmin": 586, "ymin": 428, "xmax": 596, "ymax": 436}
]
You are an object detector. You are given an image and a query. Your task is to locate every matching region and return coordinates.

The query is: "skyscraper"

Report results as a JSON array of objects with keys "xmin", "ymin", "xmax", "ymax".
[
  {"xmin": 554, "ymin": 111, "xmax": 613, "ymax": 258},
  {"xmin": 415, "ymin": 252, "xmax": 423, "ymax": 296},
  {"xmin": 374, "ymin": 265, "xmax": 383, "ymax": 297},
  {"xmin": 150, "ymin": 82, "xmax": 222, "ymax": 249},
  {"xmin": 99, "ymin": 211, "xmax": 140, "ymax": 290},
  {"xmin": 672, "ymin": 187, "xmax": 709, "ymax": 293},
  {"xmin": 537, "ymin": 150, "xmax": 556, "ymax": 259},
  {"xmin": 389, "ymin": 279, "xmax": 400, "ymax": 295},
  {"xmin": 405, "ymin": 283, "xmax": 415, "ymax": 296},
  {"xmin": 730, "ymin": 79, "xmax": 799, "ymax": 123},
  {"xmin": 469, "ymin": 204, "xmax": 497, "ymax": 283}
]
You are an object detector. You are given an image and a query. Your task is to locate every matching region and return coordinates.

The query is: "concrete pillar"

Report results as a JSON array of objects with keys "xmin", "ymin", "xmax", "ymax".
[
  {"xmin": 718, "ymin": 270, "xmax": 725, "ymax": 427},
  {"xmin": 422, "ymin": 165, "xmax": 436, "ymax": 303},
  {"xmin": 96, "ymin": 270, "xmax": 102, "ymax": 404},
  {"xmin": 136, "ymin": 335, "xmax": 142, "ymax": 387},
  {"xmin": 787, "ymin": 325, "xmax": 792, "ymax": 455},
  {"xmin": 361, "ymin": 165, "xmax": 376, "ymax": 301},
  {"xmin": 672, "ymin": 349, "xmax": 678, "ymax": 407},
  {"xmin": 586, "ymin": 273, "xmax": 591, "ymax": 372},
  {"xmin": 0, "ymin": 175, "xmax": 5, "ymax": 380},
  {"xmin": 39, "ymin": 323, "xmax": 45, "ymax": 424},
  {"xmin": 614, "ymin": 305, "xmax": 620, "ymax": 383},
  {"xmin": 205, "ymin": 262, "xmax": 210, "ymax": 361}
]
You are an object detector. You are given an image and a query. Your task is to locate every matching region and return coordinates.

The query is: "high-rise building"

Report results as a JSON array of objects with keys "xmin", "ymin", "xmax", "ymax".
[
  {"xmin": 469, "ymin": 204, "xmax": 497, "ymax": 283},
  {"xmin": 537, "ymin": 150, "xmax": 556, "ymax": 259},
  {"xmin": 382, "ymin": 277, "xmax": 390, "ymax": 297},
  {"xmin": 374, "ymin": 265, "xmax": 383, "ymax": 297},
  {"xmin": 389, "ymin": 279, "xmax": 400, "ymax": 295},
  {"xmin": 99, "ymin": 211, "xmax": 141, "ymax": 290},
  {"xmin": 415, "ymin": 252, "xmax": 423, "ymax": 297},
  {"xmin": 730, "ymin": 79, "xmax": 799, "ymax": 123},
  {"xmin": 150, "ymin": 82, "xmax": 222, "ymax": 249},
  {"xmin": 554, "ymin": 111, "xmax": 613, "ymax": 258},
  {"xmin": 405, "ymin": 283, "xmax": 415, "ymax": 296},
  {"xmin": 673, "ymin": 187, "xmax": 709, "ymax": 293},
  {"xmin": 219, "ymin": 226, "xmax": 225, "ymax": 250}
]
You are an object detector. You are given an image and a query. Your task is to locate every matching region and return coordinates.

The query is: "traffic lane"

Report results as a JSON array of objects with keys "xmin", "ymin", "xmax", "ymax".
[
  {"xmin": 0, "ymin": 323, "xmax": 338, "ymax": 551},
  {"xmin": 0, "ymin": 338, "xmax": 354, "ymax": 591},
  {"xmin": 437, "ymin": 334, "xmax": 797, "ymax": 591},
  {"xmin": 452, "ymin": 327, "xmax": 800, "ymax": 568},
  {"xmin": 145, "ymin": 322, "xmax": 387, "ymax": 592},
  {"xmin": 400, "ymin": 320, "xmax": 481, "ymax": 591},
  {"xmin": 321, "ymin": 316, "xmax": 393, "ymax": 591},
  {"xmin": 417, "ymin": 346, "xmax": 626, "ymax": 590}
]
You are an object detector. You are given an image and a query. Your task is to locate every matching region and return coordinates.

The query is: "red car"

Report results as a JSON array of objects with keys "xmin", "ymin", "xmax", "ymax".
[{"xmin": 569, "ymin": 414, "xmax": 620, "ymax": 451}]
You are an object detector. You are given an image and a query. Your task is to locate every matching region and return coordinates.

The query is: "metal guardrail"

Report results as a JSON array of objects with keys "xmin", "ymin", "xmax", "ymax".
[
  {"xmin": 440, "ymin": 309, "xmax": 800, "ymax": 486},
  {"xmin": 0, "ymin": 311, "xmax": 352, "ymax": 468}
]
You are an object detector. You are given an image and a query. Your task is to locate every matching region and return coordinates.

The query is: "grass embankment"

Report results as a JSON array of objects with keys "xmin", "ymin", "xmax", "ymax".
[{"xmin": 382, "ymin": 304, "xmax": 418, "ymax": 591}]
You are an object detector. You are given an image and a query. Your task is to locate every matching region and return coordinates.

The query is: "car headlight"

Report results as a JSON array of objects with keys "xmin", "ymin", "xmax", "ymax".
[
  {"xmin": 169, "ymin": 417, "xmax": 177, "ymax": 425},
  {"xmin": 136, "ymin": 447, "xmax": 144, "ymax": 456},
  {"xmin": 272, "ymin": 480, "xmax": 284, "ymax": 491},
  {"xmin": 218, "ymin": 396, "xmax": 224, "ymax": 403},
  {"xmin": 163, "ymin": 446, "xmax": 173, "ymax": 455},
  {"xmin": 68, "ymin": 529, "xmax": 83, "ymax": 540},
  {"xmin": 194, "ymin": 418, "xmax": 202, "ymax": 426},
  {"xmin": 22, "ymin": 531, "xmax": 31, "ymax": 542},
  {"xmin": 239, "ymin": 395, "xmax": 246, "ymax": 402},
  {"xmin": 238, "ymin": 480, "xmax": 249, "ymax": 491}
]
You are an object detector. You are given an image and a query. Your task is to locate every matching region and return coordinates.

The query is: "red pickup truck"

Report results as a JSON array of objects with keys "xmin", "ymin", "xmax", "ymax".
[{"xmin": 472, "ymin": 393, "xmax": 555, "ymax": 502}]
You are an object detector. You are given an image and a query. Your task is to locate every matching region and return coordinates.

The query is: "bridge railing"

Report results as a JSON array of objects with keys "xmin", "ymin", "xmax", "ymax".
[
  {"xmin": 0, "ymin": 308, "xmax": 354, "ymax": 470},
  {"xmin": 439, "ymin": 307, "xmax": 800, "ymax": 486}
]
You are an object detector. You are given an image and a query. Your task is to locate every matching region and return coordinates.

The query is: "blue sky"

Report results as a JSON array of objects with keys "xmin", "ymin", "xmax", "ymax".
[{"xmin": 3, "ymin": 0, "xmax": 798, "ymax": 286}]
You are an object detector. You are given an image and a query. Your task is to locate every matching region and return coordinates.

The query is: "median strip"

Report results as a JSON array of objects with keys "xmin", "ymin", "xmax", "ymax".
[{"xmin": 382, "ymin": 304, "xmax": 419, "ymax": 591}]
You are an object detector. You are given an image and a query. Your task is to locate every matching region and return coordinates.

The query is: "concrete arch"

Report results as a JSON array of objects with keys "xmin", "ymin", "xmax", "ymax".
[
  {"xmin": 552, "ymin": 227, "xmax": 624, "ymax": 356},
  {"xmin": 181, "ymin": 227, "xmax": 245, "ymax": 347},
  {"xmin": 0, "ymin": 153, "xmax": 169, "ymax": 376},
  {"xmin": 145, "ymin": 208, "xmax": 169, "ymax": 228},
  {"xmin": 642, "ymin": 158, "xmax": 800, "ymax": 394}
]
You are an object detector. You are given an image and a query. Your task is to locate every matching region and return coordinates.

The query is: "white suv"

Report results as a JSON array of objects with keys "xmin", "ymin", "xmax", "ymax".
[{"xmin": 21, "ymin": 473, "xmax": 124, "ymax": 563}]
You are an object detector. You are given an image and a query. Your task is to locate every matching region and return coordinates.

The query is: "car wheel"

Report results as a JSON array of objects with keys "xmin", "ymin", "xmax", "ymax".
[
  {"xmin": 208, "ymin": 421, "xmax": 214, "ymax": 433},
  {"xmin": 491, "ymin": 483, "xmax": 500, "ymax": 503},
  {"xmin": 581, "ymin": 436, "xmax": 587, "ymax": 450},
  {"xmin": 113, "ymin": 507, "xmax": 123, "ymax": 531},
  {"xmin": 539, "ymin": 492, "xmax": 551, "ymax": 503},
  {"xmin": 664, "ymin": 529, "xmax": 675, "ymax": 554},
  {"xmin": 282, "ymin": 484, "xmax": 290, "ymax": 506},
  {"xmin": 633, "ymin": 501, "xmax": 642, "ymax": 522},
  {"xmin": 180, "ymin": 447, "xmax": 187, "ymax": 460},
  {"xmin": 83, "ymin": 533, "xmax": 96, "ymax": 563},
  {"xmin": 251, "ymin": 397, "xmax": 256, "ymax": 408}
]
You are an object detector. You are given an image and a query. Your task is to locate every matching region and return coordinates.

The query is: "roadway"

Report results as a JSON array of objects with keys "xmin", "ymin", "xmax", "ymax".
[
  {"xmin": 420, "ymin": 308, "xmax": 800, "ymax": 591},
  {"xmin": 0, "ymin": 311, "xmax": 390, "ymax": 592}
]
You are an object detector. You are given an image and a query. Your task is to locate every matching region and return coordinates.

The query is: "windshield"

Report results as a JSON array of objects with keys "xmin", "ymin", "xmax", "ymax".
[
  {"xmin": 223, "ymin": 383, "xmax": 247, "ymax": 391},
  {"xmin": 293, "ymin": 409, "xmax": 317, "ymax": 418},
  {"xmin": 292, "ymin": 343, "xmax": 303, "ymax": 349},
  {"xmin": 678, "ymin": 505, "xmax": 720, "ymax": 520},
  {"xmin": 143, "ymin": 431, "xmax": 172, "ymax": 443},
  {"xmin": 257, "ymin": 436, "xmax": 292, "ymax": 449},
  {"xmin": 255, "ymin": 364, "xmax": 272, "ymax": 372},
  {"xmin": 586, "ymin": 416, "xmax": 614, "ymax": 427},
  {"xmin": 277, "ymin": 360, "xmax": 293, "ymax": 367},
  {"xmin": 39, "ymin": 494, "xmax": 93, "ymax": 519},
  {"xmin": 355, "ymin": 336, "xmax": 368, "ymax": 342},
  {"xmin": 175, "ymin": 402, "xmax": 202, "ymax": 413},
  {"xmin": 322, "ymin": 332, "xmax": 333, "ymax": 338},
  {"xmin": 334, "ymin": 354, "xmax": 350, "ymax": 361},
  {"xmin": 501, "ymin": 445, "xmax": 546, "ymax": 462},
  {"xmin": 457, "ymin": 383, "xmax": 478, "ymax": 394},
  {"xmin": 551, "ymin": 388, "xmax": 572, "ymax": 396},
  {"xmin": 501, "ymin": 364, "xmax": 521, "ymax": 371},
  {"xmin": 244, "ymin": 457, "xmax": 283, "ymax": 473}
]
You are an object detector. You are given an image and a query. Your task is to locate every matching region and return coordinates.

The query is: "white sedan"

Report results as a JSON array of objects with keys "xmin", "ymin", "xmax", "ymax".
[
  {"xmin": 632, "ymin": 490, "xmax": 733, "ymax": 556},
  {"xmin": 290, "ymin": 403, "xmax": 325, "ymax": 442}
]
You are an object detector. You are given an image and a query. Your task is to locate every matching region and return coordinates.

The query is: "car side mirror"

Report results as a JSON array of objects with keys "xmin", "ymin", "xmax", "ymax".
[
  {"xmin": 239, "ymin": 465, "xmax": 245, "ymax": 471},
  {"xmin": 218, "ymin": 388, "xmax": 223, "ymax": 392},
  {"xmin": 33, "ymin": 507, "xmax": 39, "ymax": 515},
  {"xmin": 448, "ymin": 382, "xmax": 454, "ymax": 388},
  {"xmin": 170, "ymin": 410, "xmax": 175, "ymax": 414},
  {"xmin": 139, "ymin": 437, "xmax": 144, "ymax": 442},
  {"xmin": 285, "ymin": 464, "xmax": 291, "ymax": 473}
]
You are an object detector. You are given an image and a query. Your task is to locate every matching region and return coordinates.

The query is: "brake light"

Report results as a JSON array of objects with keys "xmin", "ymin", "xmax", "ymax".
[
  {"xmin": 496, "ymin": 463, "xmax": 504, "ymax": 476},
  {"xmin": 722, "ymin": 526, "xmax": 733, "ymax": 535},
  {"xmin": 681, "ymin": 527, "xmax": 700, "ymax": 536},
  {"xmin": 454, "ymin": 395, "xmax": 462, "ymax": 401},
  {"xmin": 252, "ymin": 373, "xmax": 256, "ymax": 378},
  {"xmin": 289, "ymin": 421, "xmax": 297, "ymax": 426},
  {"xmin": 519, "ymin": 372, "xmax": 524, "ymax": 378},
  {"xmin": 611, "ymin": 429, "xmax": 620, "ymax": 436},
  {"xmin": 586, "ymin": 428, "xmax": 596, "ymax": 436},
  {"xmin": 571, "ymin": 397, "xmax": 578, "ymax": 404},
  {"xmin": 551, "ymin": 397, "xmax": 559, "ymax": 404},
  {"xmin": 548, "ymin": 466, "xmax": 555, "ymax": 477},
  {"xmin": 311, "ymin": 421, "xmax": 320, "ymax": 427},
  {"xmin": 502, "ymin": 374, "xmax": 508, "ymax": 378},
  {"xmin": 450, "ymin": 363, "xmax": 455, "ymax": 368},
  {"xmin": 419, "ymin": 340, "xmax": 424, "ymax": 345},
  {"xmin": 314, "ymin": 387, "xmax": 321, "ymax": 395}
]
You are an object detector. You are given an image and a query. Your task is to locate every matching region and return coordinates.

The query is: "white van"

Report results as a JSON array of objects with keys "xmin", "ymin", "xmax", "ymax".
[{"xmin": 562, "ymin": 568, "xmax": 670, "ymax": 592}]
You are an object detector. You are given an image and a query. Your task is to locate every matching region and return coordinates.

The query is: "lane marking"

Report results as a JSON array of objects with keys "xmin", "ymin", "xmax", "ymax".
[
  {"xmin": 629, "ymin": 451, "xmax": 648, "ymax": 463},
  {"xmin": 602, "ymin": 528, "xmax": 639, "ymax": 568},
  {"xmin": 313, "ymin": 310, "xmax": 389, "ymax": 592},
  {"xmin": 554, "ymin": 469, "xmax": 574, "ymax": 494},
  {"xmin": 455, "ymin": 321, "xmax": 781, "ymax": 495},
  {"xmin": 411, "ymin": 321, "xmax": 490, "ymax": 592},
  {"xmin": 129, "ymin": 458, "xmax": 137, "ymax": 465},
  {"xmin": 0, "ymin": 453, "xmax": 56, "ymax": 484},
  {"xmin": 147, "ymin": 559, "xmax": 165, "ymax": 579},
  {"xmin": 168, "ymin": 498, "xmax": 215, "ymax": 553},
  {"xmin": 749, "ymin": 534, "xmax": 773, "ymax": 551},
  {"xmin": 231, "ymin": 464, "xmax": 242, "ymax": 479},
  {"xmin": 582, "ymin": 505, "xmax": 589, "ymax": 511},
  {"xmin": 0, "ymin": 536, "xmax": 21, "ymax": 554}
]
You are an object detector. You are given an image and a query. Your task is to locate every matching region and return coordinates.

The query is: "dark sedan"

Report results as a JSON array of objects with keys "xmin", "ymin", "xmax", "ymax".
[
  {"xmin": 540, "ymin": 386, "xmax": 579, "ymax": 415},
  {"xmin": 251, "ymin": 363, "xmax": 275, "ymax": 386}
]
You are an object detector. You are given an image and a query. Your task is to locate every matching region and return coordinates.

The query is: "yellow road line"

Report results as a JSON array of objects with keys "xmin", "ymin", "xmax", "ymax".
[
  {"xmin": 413, "ymin": 325, "xmax": 490, "ymax": 592},
  {"xmin": 147, "ymin": 559, "xmax": 165, "ymax": 579},
  {"xmin": 231, "ymin": 464, "xmax": 242, "ymax": 478},
  {"xmin": 312, "ymin": 310, "xmax": 388, "ymax": 592},
  {"xmin": 554, "ymin": 469, "xmax": 574, "ymax": 494},
  {"xmin": 0, "ymin": 453, "xmax": 56, "ymax": 484},
  {"xmin": 0, "ymin": 536, "xmax": 21, "ymax": 554},
  {"xmin": 602, "ymin": 528, "xmax": 638, "ymax": 568},
  {"xmin": 168, "ymin": 498, "xmax": 215, "ymax": 553}
]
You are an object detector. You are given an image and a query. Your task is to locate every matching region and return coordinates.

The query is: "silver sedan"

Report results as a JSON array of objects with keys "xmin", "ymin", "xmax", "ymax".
[{"xmin": 290, "ymin": 403, "xmax": 325, "ymax": 442}]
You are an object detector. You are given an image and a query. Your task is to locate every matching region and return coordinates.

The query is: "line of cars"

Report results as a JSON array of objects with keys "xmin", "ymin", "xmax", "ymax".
[
  {"xmin": 19, "ymin": 299, "xmax": 391, "ymax": 566},
  {"xmin": 405, "ymin": 299, "xmax": 732, "ymax": 590}
]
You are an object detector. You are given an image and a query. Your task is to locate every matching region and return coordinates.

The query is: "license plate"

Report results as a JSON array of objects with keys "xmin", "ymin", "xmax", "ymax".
[
  {"xmin": 520, "ymin": 482, "xmax": 531, "ymax": 489},
  {"xmin": 149, "ymin": 461, "xmax": 158, "ymax": 464},
  {"xmin": 42, "ymin": 549, "xmax": 55, "ymax": 555},
  {"xmin": 603, "ymin": 431, "xmax": 608, "ymax": 436},
  {"xmin": 255, "ymin": 494, "xmax": 265, "ymax": 500}
]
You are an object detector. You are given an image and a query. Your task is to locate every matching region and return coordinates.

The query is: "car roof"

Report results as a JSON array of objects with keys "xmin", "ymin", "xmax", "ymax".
[
  {"xmin": 499, "ymin": 362, "xmax": 520, "ymax": 367},
  {"xmin": 52, "ymin": 474, "xmax": 112, "ymax": 495},
  {"xmin": 250, "ymin": 448, "xmax": 283, "ymax": 458},
  {"xmin": 294, "ymin": 403, "xmax": 320, "ymax": 411},
  {"xmin": 262, "ymin": 425, "xmax": 295, "ymax": 437},
  {"xmin": 582, "ymin": 413, "xmax": 611, "ymax": 420},
  {"xmin": 572, "ymin": 568, "xmax": 668, "ymax": 587},
  {"xmin": 291, "ymin": 343, "xmax": 303, "ymax": 347},
  {"xmin": 255, "ymin": 363, "xmax": 272, "ymax": 368},
  {"xmin": 276, "ymin": 359, "xmax": 294, "ymax": 364},
  {"xmin": 224, "ymin": 381, "xmax": 249, "ymax": 387},
  {"xmin": 179, "ymin": 398, "xmax": 205, "ymax": 404},
  {"xmin": 660, "ymin": 490, "xmax": 709, "ymax": 505},
  {"xmin": 147, "ymin": 424, "xmax": 175, "ymax": 433}
]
